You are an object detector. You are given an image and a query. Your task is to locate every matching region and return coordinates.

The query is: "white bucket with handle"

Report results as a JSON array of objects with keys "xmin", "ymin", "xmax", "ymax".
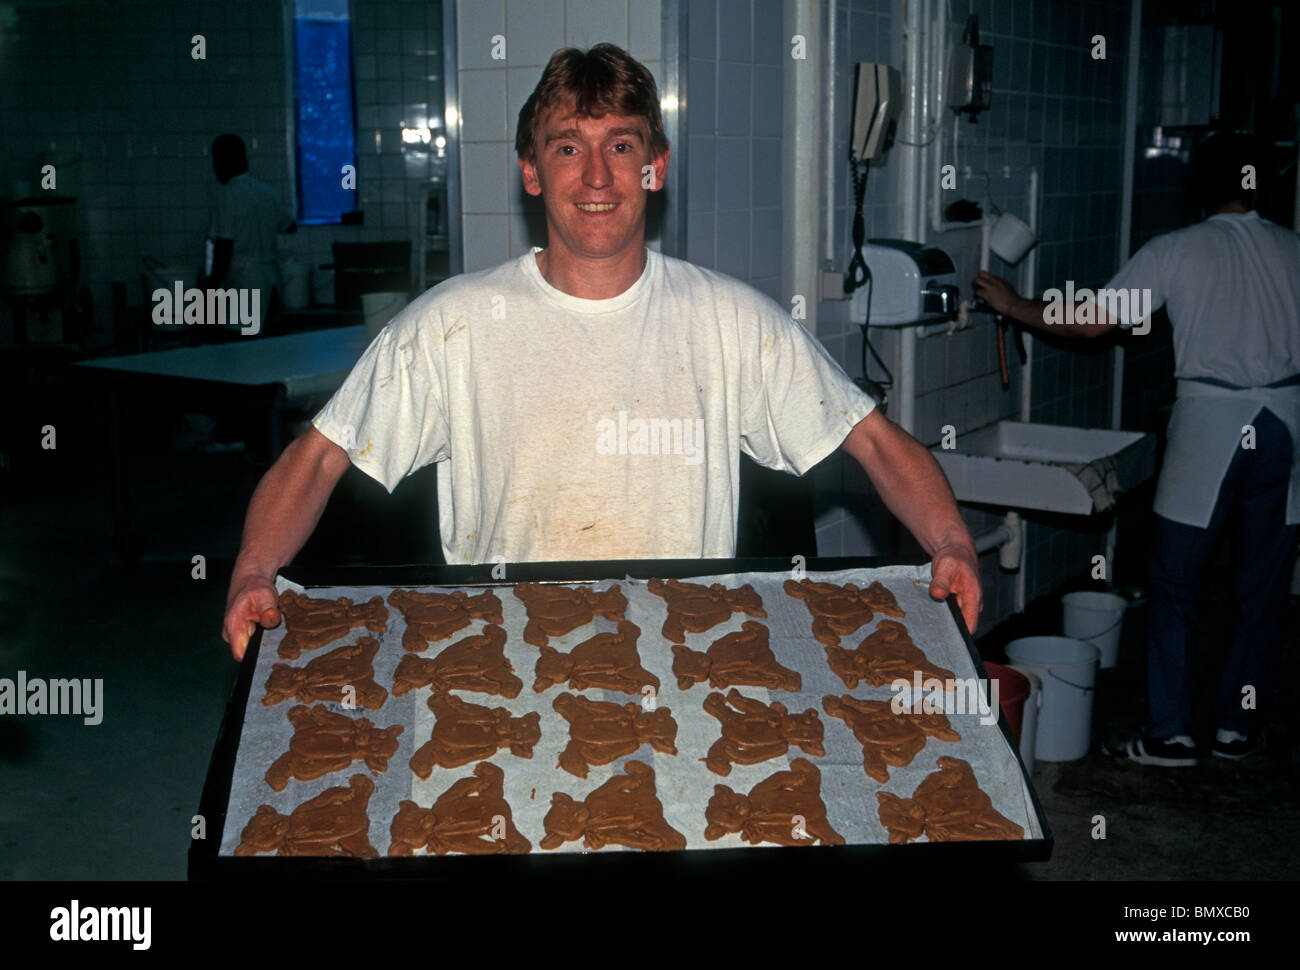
[
  {"xmin": 1008, "ymin": 665, "xmax": 1043, "ymax": 774},
  {"xmin": 361, "ymin": 291, "xmax": 408, "ymax": 342},
  {"xmin": 1062, "ymin": 591, "xmax": 1127, "ymax": 669},
  {"xmin": 1005, "ymin": 637, "xmax": 1098, "ymax": 762}
]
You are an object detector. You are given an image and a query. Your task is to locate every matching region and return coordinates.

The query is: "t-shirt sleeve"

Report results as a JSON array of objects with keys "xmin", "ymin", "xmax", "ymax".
[
  {"xmin": 1100, "ymin": 236, "xmax": 1168, "ymax": 327},
  {"xmin": 739, "ymin": 301, "xmax": 876, "ymax": 475},
  {"xmin": 312, "ymin": 309, "xmax": 451, "ymax": 492}
]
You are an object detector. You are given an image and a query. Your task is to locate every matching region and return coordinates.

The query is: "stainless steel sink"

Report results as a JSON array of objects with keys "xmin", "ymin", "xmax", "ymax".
[{"xmin": 932, "ymin": 421, "xmax": 1157, "ymax": 515}]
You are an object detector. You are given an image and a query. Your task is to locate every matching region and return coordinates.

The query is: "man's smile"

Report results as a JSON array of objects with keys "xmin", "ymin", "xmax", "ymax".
[{"xmin": 575, "ymin": 202, "xmax": 619, "ymax": 212}]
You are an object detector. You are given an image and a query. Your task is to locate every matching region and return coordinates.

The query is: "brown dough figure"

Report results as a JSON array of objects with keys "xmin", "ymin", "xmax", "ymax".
[
  {"xmin": 387, "ymin": 588, "xmax": 504, "ymax": 652},
  {"xmin": 512, "ymin": 582, "xmax": 628, "ymax": 646},
  {"xmin": 540, "ymin": 760, "xmax": 686, "ymax": 852},
  {"xmin": 276, "ymin": 590, "xmax": 389, "ymax": 660},
  {"xmin": 391, "ymin": 624, "xmax": 522, "ymax": 698},
  {"xmin": 783, "ymin": 578, "xmax": 906, "ymax": 646},
  {"xmin": 265, "ymin": 705, "xmax": 404, "ymax": 792},
  {"xmin": 826, "ymin": 619, "xmax": 956, "ymax": 689},
  {"xmin": 671, "ymin": 621, "xmax": 801, "ymax": 692},
  {"xmin": 389, "ymin": 761, "xmax": 532, "ymax": 856},
  {"xmin": 704, "ymin": 758, "xmax": 845, "ymax": 847},
  {"xmin": 408, "ymin": 691, "xmax": 542, "ymax": 778},
  {"xmin": 877, "ymin": 756, "xmax": 1025, "ymax": 843},
  {"xmin": 235, "ymin": 773, "xmax": 377, "ymax": 857},
  {"xmin": 822, "ymin": 694, "xmax": 961, "ymax": 783},
  {"xmin": 646, "ymin": 578, "xmax": 767, "ymax": 643},
  {"xmin": 262, "ymin": 636, "xmax": 387, "ymax": 709},
  {"xmin": 552, "ymin": 692, "xmax": 679, "ymax": 779},
  {"xmin": 701, "ymin": 689, "xmax": 824, "ymax": 776},
  {"xmin": 533, "ymin": 620, "xmax": 659, "ymax": 694}
]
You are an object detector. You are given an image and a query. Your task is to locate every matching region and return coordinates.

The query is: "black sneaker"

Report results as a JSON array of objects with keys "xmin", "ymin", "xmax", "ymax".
[
  {"xmin": 1102, "ymin": 733, "xmax": 1200, "ymax": 767},
  {"xmin": 1211, "ymin": 728, "xmax": 1266, "ymax": 760}
]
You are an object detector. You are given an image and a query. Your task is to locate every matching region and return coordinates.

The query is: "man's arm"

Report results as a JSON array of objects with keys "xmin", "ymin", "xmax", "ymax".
[
  {"xmin": 973, "ymin": 271, "xmax": 1115, "ymax": 339},
  {"xmin": 840, "ymin": 409, "xmax": 982, "ymax": 633},
  {"xmin": 222, "ymin": 428, "xmax": 352, "ymax": 660}
]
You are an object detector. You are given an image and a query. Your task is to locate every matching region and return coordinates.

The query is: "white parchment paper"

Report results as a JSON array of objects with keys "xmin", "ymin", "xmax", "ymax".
[{"xmin": 218, "ymin": 565, "xmax": 1043, "ymax": 857}]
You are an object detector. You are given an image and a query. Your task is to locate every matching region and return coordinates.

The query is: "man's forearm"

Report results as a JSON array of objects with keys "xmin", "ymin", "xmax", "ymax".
[
  {"xmin": 842, "ymin": 413, "xmax": 974, "ymax": 556},
  {"xmin": 231, "ymin": 433, "xmax": 347, "ymax": 583},
  {"xmin": 1006, "ymin": 296, "xmax": 1112, "ymax": 339}
]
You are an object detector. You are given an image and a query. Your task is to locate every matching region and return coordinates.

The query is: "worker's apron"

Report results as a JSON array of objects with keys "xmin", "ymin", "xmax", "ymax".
[{"xmin": 1156, "ymin": 375, "xmax": 1300, "ymax": 528}]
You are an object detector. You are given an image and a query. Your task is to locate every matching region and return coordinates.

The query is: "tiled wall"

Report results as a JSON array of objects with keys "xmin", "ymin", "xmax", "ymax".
[
  {"xmin": 682, "ymin": 0, "xmax": 785, "ymax": 303},
  {"xmin": 454, "ymin": 0, "xmax": 664, "ymax": 271},
  {"xmin": 2, "ymin": 0, "xmax": 448, "ymax": 317},
  {"xmin": 808, "ymin": 0, "xmax": 1136, "ymax": 633}
]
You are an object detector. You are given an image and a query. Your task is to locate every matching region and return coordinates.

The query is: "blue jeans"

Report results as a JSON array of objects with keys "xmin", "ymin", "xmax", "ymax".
[{"xmin": 1144, "ymin": 407, "xmax": 1298, "ymax": 739}]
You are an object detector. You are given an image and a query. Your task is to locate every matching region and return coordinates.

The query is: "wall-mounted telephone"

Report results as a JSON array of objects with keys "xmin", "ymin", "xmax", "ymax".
[{"xmin": 850, "ymin": 62, "xmax": 902, "ymax": 163}]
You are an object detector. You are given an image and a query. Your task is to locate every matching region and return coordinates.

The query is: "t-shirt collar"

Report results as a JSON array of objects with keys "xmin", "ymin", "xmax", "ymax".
[{"xmin": 521, "ymin": 246, "xmax": 655, "ymax": 313}]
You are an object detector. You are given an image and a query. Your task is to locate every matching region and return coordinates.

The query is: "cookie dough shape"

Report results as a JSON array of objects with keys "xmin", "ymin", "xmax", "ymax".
[
  {"xmin": 262, "ymin": 636, "xmax": 388, "ymax": 709},
  {"xmin": 540, "ymin": 760, "xmax": 687, "ymax": 852},
  {"xmin": 533, "ymin": 620, "xmax": 660, "ymax": 695},
  {"xmin": 409, "ymin": 690, "xmax": 542, "ymax": 779},
  {"xmin": 704, "ymin": 758, "xmax": 845, "ymax": 847},
  {"xmin": 265, "ymin": 705, "xmax": 404, "ymax": 792},
  {"xmin": 235, "ymin": 773, "xmax": 377, "ymax": 857},
  {"xmin": 647, "ymin": 578, "xmax": 767, "ymax": 643},
  {"xmin": 877, "ymin": 756, "xmax": 1025, "ymax": 844},
  {"xmin": 389, "ymin": 761, "xmax": 532, "ymax": 856},
  {"xmin": 826, "ymin": 619, "xmax": 956, "ymax": 690},
  {"xmin": 553, "ymin": 692, "xmax": 679, "ymax": 779},
  {"xmin": 388, "ymin": 588, "xmax": 504, "ymax": 652},
  {"xmin": 277, "ymin": 590, "xmax": 389, "ymax": 660},
  {"xmin": 392, "ymin": 624, "xmax": 522, "ymax": 698},
  {"xmin": 672, "ymin": 621, "xmax": 801, "ymax": 692},
  {"xmin": 784, "ymin": 578, "xmax": 906, "ymax": 646},
  {"xmin": 822, "ymin": 694, "xmax": 960, "ymax": 783},
  {"xmin": 512, "ymin": 582, "xmax": 628, "ymax": 647},
  {"xmin": 701, "ymin": 689, "xmax": 825, "ymax": 776}
]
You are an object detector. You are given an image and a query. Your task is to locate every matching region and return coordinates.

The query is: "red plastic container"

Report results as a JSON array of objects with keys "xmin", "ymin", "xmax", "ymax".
[{"xmin": 982, "ymin": 662, "xmax": 1031, "ymax": 744}]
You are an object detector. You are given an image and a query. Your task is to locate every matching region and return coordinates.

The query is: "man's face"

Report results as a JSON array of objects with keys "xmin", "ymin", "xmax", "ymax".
[{"xmin": 519, "ymin": 107, "xmax": 669, "ymax": 263}]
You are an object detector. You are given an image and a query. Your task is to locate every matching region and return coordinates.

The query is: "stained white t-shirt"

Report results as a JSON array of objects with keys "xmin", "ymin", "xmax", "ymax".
[
  {"xmin": 1102, "ymin": 211, "xmax": 1300, "ymax": 526},
  {"xmin": 207, "ymin": 173, "xmax": 294, "ymax": 293},
  {"xmin": 313, "ymin": 248, "xmax": 875, "ymax": 563}
]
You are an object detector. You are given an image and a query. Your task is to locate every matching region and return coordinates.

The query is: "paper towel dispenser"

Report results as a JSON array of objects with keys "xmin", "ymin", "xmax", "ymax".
[{"xmin": 857, "ymin": 239, "xmax": 959, "ymax": 326}]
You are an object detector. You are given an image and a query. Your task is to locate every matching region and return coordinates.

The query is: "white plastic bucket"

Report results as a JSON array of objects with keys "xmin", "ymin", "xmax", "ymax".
[
  {"xmin": 1008, "ymin": 665, "xmax": 1043, "ymax": 775},
  {"xmin": 361, "ymin": 291, "xmax": 408, "ymax": 342},
  {"xmin": 1062, "ymin": 591, "xmax": 1127, "ymax": 669},
  {"xmin": 989, "ymin": 212, "xmax": 1037, "ymax": 264},
  {"xmin": 1005, "ymin": 637, "xmax": 1098, "ymax": 762}
]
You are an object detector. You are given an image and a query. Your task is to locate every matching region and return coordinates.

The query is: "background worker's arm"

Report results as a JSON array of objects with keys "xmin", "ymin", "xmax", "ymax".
[
  {"xmin": 200, "ymin": 237, "xmax": 234, "ymax": 289},
  {"xmin": 222, "ymin": 428, "xmax": 352, "ymax": 659},
  {"xmin": 974, "ymin": 271, "xmax": 1116, "ymax": 338},
  {"xmin": 840, "ymin": 409, "xmax": 983, "ymax": 633}
]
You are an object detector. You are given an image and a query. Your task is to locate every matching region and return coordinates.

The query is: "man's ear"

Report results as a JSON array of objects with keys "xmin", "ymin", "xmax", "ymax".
[
  {"xmin": 648, "ymin": 147, "xmax": 670, "ymax": 192},
  {"xmin": 519, "ymin": 156, "xmax": 543, "ymax": 197}
]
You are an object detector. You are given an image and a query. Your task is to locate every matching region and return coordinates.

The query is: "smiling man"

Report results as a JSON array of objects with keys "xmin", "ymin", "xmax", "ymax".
[{"xmin": 223, "ymin": 44, "xmax": 981, "ymax": 659}]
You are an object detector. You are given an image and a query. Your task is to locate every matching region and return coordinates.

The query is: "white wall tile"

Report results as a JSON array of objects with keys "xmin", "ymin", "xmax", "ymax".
[
  {"xmin": 457, "ymin": 0, "xmax": 506, "ymax": 70},
  {"xmin": 461, "ymin": 142, "xmax": 510, "ymax": 213},
  {"xmin": 505, "ymin": 0, "xmax": 565, "ymax": 66},
  {"xmin": 459, "ymin": 69, "xmax": 509, "ymax": 141},
  {"xmin": 463, "ymin": 213, "xmax": 510, "ymax": 270},
  {"xmin": 566, "ymin": 0, "xmax": 628, "ymax": 49}
]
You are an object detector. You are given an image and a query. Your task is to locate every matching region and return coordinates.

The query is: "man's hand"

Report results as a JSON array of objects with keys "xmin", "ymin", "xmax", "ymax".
[
  {"xmin": 929, "ymin": 541, "xmax": 982, "ymax": 635},
  {"xmin": 972, "ymin": 271, "xmax": 1022, "ymax": 317},
  {"xmin": 223, "ymin": 574, "xmax": 282, "ymax": 661}
]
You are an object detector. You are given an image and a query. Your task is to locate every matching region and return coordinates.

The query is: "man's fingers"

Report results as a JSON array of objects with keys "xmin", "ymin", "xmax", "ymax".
[{"xmin": 259, "ymin": 607, "xmax": 281, "ymax": 628}]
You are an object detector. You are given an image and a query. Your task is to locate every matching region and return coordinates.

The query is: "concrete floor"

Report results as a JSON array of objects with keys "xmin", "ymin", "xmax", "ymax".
[{"xmin": 2, "ymin": 437, "xmax": 1297, "ymax": 880}]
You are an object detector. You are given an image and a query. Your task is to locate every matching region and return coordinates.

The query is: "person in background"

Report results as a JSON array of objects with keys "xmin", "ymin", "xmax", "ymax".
[
  {"xmin": 199, "ymin": 133, "xmax": 296, "ymax": 336},
  {"xmin": 974, "ymin": 132, "xmax": 1300, "ymax": 766}
]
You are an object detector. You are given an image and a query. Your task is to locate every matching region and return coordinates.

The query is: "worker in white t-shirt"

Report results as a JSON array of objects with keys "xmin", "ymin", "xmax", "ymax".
[
  {"xmin": 200, "ymin": 133, "xmax": 296, "ymax": 335},
  {"xmin": 974, "ymin": 132, "xmax": 1300, "ymax": 766},
  {"xmin": 222, "ymin": 44, "xmax": 982, "ymax": 659}
]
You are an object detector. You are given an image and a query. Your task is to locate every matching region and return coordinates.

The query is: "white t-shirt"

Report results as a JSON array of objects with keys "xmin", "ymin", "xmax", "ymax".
[
  {"xmin": 207, "ymin": 173, "xmax": 294, "ymax": 293},
  {"xmin": 1102, "ymin": 211, "xmax": 1300, "ymax": 526},
  {"xmin": 313, "ymin": 248, "xmax": 875, "ymax": 563}
]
